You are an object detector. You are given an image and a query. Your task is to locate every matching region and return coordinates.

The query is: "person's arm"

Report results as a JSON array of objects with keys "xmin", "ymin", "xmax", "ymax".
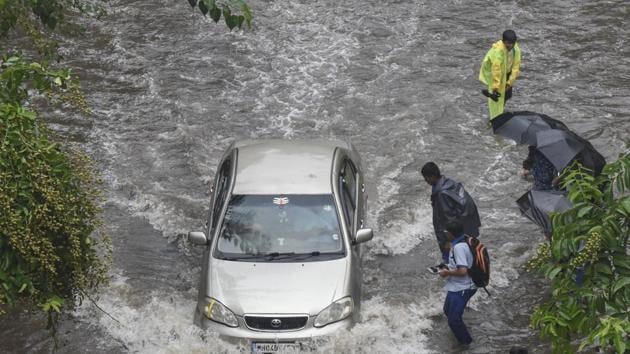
[
  {"xmin": 439, "ymin": 244, "xmax": 470, "ymax": 277},
  {"xmin": 439, "ymin": 267, "xmax": 467, "ymax": 277},
  {"xmin": 490, "ymin": 50, "xmax": 503, "ymax": 93},
  {"xmin": 507, "ymin": 45, "xmax": 521, "ymax": 87}
]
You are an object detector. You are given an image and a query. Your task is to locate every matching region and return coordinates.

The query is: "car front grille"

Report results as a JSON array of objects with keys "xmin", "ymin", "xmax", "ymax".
[{"xmin": 244, "ymin": 315, "xmax": 308, "ymax": 331}]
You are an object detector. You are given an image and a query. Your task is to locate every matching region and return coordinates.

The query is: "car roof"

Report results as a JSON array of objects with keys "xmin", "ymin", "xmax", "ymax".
[{"xmin": 232, "ymin": 139, "xmax": 349, "ymax": 195}]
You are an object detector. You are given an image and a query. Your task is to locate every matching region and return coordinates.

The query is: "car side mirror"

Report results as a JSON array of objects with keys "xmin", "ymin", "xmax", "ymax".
[
  {"xmin": 188, "ymin": 231, "xmax": 208, "ymax": 245},
  {"xmin": 354, "ymin": 228, "xmax": 373, "ymax": 244}
]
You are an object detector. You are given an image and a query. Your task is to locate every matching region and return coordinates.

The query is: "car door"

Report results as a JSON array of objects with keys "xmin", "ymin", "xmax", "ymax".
[
  {"xmin": 338, "ymin": 158, "xmax": 364, "ymax": 316},
  {"xmin": 198, "ymin": 156, "xmax": 233, "ymax": 304}
]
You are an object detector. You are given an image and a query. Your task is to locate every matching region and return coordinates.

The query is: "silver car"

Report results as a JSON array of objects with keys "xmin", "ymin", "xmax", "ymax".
[{"xmin": 188, "ymin": 139, "xmax": 373, "ymax": 352}]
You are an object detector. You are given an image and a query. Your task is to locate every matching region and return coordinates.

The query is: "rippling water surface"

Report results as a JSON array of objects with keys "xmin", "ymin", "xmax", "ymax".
[{"xmin": 2, "ymin": 0, "xmax": 629, "ymax": 353}]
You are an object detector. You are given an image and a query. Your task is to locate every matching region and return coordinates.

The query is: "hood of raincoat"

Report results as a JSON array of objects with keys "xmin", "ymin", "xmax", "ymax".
[
  {"xmin": 430, "ymin": 176, "xmax": 481, "ymax": 240},
  {"xmin": 432, "ymin": 177, "xmax": 466, "ymax": 206},
  {"xmin": 492, "ymin": 39, "xmax": 507, "ymax": 51}
]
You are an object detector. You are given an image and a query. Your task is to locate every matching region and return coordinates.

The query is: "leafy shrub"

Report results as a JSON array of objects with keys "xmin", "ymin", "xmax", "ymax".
[
  {"xmin": 0, "ymin": 55, "xmax": 110, "ymax": 332},
  {"xmin": 528, "ymin": 151, "xmax": 630, "ymax": 353}
]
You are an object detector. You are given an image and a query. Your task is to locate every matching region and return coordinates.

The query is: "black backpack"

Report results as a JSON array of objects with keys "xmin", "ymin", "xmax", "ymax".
[{"xmin": 464, "ymin": 236, "xmax": 491, "ymax": 292}]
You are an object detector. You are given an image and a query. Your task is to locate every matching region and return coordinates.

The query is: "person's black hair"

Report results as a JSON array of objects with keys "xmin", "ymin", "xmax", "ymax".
[
  {"xmin": 503, "ymin": 30, "xmax": 517, "ymax": 43},
  {"xmin": 445, "ymin": 221, "xmax": 464, "ymax": 236},
  {"xmin": 421, "ymin": 162, "xmax": 441, "ymax": 178}
]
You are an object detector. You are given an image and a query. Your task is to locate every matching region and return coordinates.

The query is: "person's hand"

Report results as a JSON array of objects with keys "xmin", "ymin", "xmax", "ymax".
[
  {"xmin": 552, "ymin": 175, "xmax": 560, "ymax": 185},
  {"xmin": 438, "ymin": 269, "xmax": 449, "ymax": 278}
]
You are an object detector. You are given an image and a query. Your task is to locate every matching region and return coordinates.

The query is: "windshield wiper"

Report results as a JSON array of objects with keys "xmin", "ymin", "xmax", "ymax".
[
  {"xmin": 291, "ymin": 251, "xmax": 345, "ymax": 261},
  {"xmin": 263, "ymin": 252, "xmax": 296, "ymax": 260},
  {"xmin": 220, "ymin": 251, "xmax": 343, "ymax": 261},
  {"xmin": 219, "ymin": 252, "xmax": 296, "ymax": 261}
]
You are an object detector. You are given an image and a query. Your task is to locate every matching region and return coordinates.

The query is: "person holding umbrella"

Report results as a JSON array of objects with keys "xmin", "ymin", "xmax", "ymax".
[
  {"xmin": 479, "ymin": 30, "xmax": 521, "ymax": 120},
  {"xmin": 522, "ymin": 146, "xmax": 559, "ymax": 191}
]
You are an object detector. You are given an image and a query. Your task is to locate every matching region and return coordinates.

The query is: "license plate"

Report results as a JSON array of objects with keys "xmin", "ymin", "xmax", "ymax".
[{"xmin": 251, "ymin": 342, "xmax": 300, "ymax": 353}]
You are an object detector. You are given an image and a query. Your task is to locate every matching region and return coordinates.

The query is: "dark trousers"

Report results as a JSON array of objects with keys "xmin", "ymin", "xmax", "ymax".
[{"xmin": 443, "ymin": 289, "xmax": 477, "ymax": 344}]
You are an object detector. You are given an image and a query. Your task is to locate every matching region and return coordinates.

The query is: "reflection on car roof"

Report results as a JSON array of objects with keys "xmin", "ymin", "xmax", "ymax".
[{"xmin": 233, "ymin": 139, "xmax": 347, "ymax": 195}]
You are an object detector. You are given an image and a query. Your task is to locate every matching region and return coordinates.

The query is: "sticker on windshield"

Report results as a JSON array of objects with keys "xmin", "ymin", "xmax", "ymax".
[
  {"xmin": 278, "ymin": 210, "xmax": 288, "ymax": 223},
  {"xmin": 273, "ymin": 197, "xmax": 289, "ymax": 206},
  {"xmin": 332, "ymin": 234, "xmax": 339, "ymax": 241},
  {"xmin": 323, "ymin": 205, "xmax": 332, "ymax": 212}
]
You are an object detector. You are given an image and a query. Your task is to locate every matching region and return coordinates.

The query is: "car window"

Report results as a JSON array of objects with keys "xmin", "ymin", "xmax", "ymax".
[
  {"xmin": 211, "ymin": 159, "xmax": 231, "ymax": 232},
  {"xmin": 339, "ymin": 160, "xmax": 357, "ymax": 231},
  {"xmin": 215, "ymin": 195, "xmax": 344, "ymax": 259}
]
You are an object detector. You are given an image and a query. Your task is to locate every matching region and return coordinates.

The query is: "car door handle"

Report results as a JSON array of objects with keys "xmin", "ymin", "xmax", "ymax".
[{"xmin": 359, "ymin": 219, "xmax": 364, "ymax": 228}]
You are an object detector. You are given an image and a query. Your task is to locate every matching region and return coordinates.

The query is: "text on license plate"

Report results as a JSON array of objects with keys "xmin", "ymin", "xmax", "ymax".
[{"xmin": 252, "ymin": 342, "xmax": 300, "ymax": 353}]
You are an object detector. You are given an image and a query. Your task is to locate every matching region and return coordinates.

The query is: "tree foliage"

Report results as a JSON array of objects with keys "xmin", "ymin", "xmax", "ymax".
[
  {"xmin": 187, "ymin": 0, "xmax": 253, "ymax": 30},
  {"xmin": 1, "ymin": 0, "xmax": 109, "ymax": 336},
  {"xmin": 528, "ymin": 150, "xmax": 630, "ymax": 353},
  {"xmin": 0, "ymin": 55, "xmax": 110, "ymax": 329}
]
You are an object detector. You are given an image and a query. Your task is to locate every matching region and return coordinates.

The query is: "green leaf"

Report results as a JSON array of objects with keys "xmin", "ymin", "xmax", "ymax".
[
  {"xmin": 614, "ymin": 336, "xmax": 625, "ymax": 354},
  {"xmin": 577, "ymin": 206, "xmax": 593, "ymax": 218},
  {"xmin": 595, "ymin": 263, "xmax": 612, "ymax": 276},
  {"xmin": 548, "ymin": 267, "xmax": 562, "ymax": 279},
  {"xmin": 198, "ymin": 1, "xmax": 208, "ymax": 15},
  {"xmin": 209, "ymin": 5, "xmax": 221, "ymax": 22},
  {"xmin": 613, "ymin": 257, "xmax": 630, "ymax": 270},
  {"xmin": 611, "ymin": 277, "xmax": 630, "ymax": 295},
  {"xmin": 223, "ymin": 6, "xmax": 235, "ymax": 30},
  {"xmin": 235, "ymin": 15, "xmax": 244, "ymax": 29},
  {"xmin": 234, "ymin": 0, "xmax": 253, "ymax": 28}
]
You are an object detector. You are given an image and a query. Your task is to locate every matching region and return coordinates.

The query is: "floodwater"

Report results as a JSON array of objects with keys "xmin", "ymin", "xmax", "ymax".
[{"xmin": 1, "ymin": 0, "xmax": 629, "ymax": 353}]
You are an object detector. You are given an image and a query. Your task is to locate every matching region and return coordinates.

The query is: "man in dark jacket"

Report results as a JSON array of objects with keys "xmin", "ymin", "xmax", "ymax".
[{"xmin": 421, "ymin": 162, "xmax": 481, "ymax": 262}]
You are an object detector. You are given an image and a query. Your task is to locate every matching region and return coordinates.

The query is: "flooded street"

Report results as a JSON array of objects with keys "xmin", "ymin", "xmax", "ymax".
[{"xmin": 1, "ymin": 0, "xmax": 628, "ymax": 353}]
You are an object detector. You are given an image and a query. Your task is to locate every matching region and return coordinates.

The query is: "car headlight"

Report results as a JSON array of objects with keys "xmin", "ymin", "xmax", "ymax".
[
  {"xmin": 203, "ymin": 298, "xmax": 238, "ymax": 327},
  {"xmin": 314, "ymin": 297, "xmax": 353, "ymax": 328}
]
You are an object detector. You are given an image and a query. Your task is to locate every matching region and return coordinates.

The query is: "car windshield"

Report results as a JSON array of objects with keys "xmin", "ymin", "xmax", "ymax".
[{"xmin": 215, "ymin": 194, "xmax": 344, "ymax": 260}]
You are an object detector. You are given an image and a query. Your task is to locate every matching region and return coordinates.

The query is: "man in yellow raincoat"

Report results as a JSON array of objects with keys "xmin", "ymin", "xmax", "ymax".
[{"xmin": 479, "ymin": 30, "xmax": 521, "ymax": 120}]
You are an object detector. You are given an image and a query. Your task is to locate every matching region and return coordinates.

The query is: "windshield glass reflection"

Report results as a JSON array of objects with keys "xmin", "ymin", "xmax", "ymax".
[{"xmin": 215, "ymin": 194, "xmax": 344, "ymax": 259}]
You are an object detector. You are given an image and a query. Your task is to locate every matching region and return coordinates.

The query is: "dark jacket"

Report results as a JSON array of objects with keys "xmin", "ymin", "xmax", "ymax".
[{"xmin": 431, "ymin": 177, "xmax": 481, "ymax": 251}]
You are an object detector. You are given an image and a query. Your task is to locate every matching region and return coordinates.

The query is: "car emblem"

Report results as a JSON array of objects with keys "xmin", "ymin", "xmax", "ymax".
[
  {"xmin": 270, "ymin": 318, "xmax": 282, "ymax": 328},
  {"xmin": 273, "ymin": 197, "xmax": 289, "ymax": 205}
]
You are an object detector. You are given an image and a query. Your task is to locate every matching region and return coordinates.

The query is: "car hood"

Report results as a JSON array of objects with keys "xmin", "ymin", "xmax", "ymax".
[{"xmin": 209, "ymin": 258, "xmax": 349, "ymax": 315}]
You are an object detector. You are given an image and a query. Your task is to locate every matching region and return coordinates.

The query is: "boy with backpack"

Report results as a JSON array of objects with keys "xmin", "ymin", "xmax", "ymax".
[{"xmin": 438, "ymin": 221, "xmax": 479, "ymax": 346}]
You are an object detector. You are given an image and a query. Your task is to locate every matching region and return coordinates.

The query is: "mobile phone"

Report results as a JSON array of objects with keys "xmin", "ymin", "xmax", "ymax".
[{"xmin": 427, "ymin": 266, "xmax": 439, "ymax": 274}]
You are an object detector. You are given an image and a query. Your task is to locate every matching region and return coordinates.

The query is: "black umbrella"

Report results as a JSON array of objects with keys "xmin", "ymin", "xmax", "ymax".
[
  {"xmin": 492, "ymin": 111, "xmax": 569, "ymax": 145},
  {"xmin": 517, "ymin": 190, "xmax": 572, "ymax": 235},
  {"xmin": 571, "ymin": 132, "xmax": 607, "ymax": 176},
  {"xmin": 535, "ymin": 129, "xmax": 606, "ymax": 176},
  {"xmin": 535, "ymin": 129, "xmax": 585, "ymax": 171}
]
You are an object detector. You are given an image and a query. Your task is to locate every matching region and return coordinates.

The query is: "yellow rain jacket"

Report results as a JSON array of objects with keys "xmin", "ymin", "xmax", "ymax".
[{"xmin": 479, "ymin": 40, "xmax": 521, "ymax": 119}]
